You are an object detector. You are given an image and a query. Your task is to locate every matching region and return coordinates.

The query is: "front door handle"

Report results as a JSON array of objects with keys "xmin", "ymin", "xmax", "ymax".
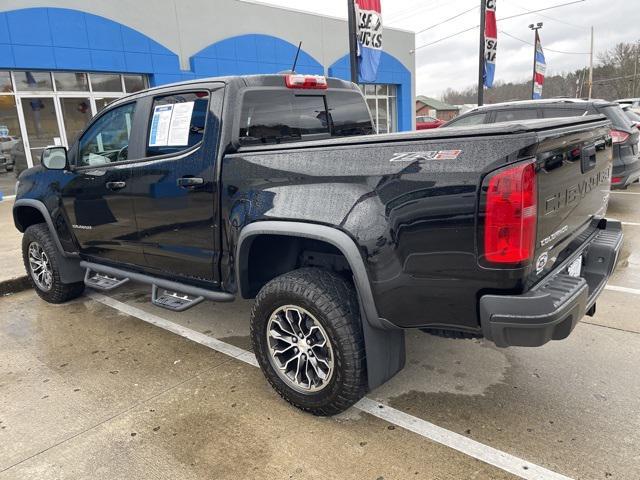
[
  {"xmin": 105, "ymin": 181, "xmax": 126, "ymax": 191},
  {"xmin": 177, "ymin": 177, "xmax": 204, "ymax": 188}
]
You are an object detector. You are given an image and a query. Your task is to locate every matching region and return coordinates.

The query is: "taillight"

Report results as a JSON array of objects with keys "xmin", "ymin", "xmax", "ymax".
[
  {"xmin": 611, "ymin": 177, "xmax": 622, "ymax": 184},
  {"xmin": 611, "ymin": 130, "xmax": 629, "ymax": 144},
  {"xmin": 285, "ymin": 74, "xmax": 328, "ymax": 89},
  {"xmin": 483, "ymin": 161, "xmax": 537, "ymax": 265}
]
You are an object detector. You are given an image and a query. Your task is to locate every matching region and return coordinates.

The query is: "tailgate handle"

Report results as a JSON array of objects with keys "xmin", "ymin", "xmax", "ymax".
[{"xmin": 581, "ymin": 145, "xmax": 597, "ymax": 173}]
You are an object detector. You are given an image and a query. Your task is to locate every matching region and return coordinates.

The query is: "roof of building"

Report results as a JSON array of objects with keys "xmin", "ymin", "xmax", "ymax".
[{"xmin": 416, "ymin": 96, "xmax": 459, "ymax": 111}]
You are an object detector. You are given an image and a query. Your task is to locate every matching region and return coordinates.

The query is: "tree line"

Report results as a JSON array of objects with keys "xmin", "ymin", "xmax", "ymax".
[{"xmin": 441, "ymin": 39, "xmax": 640, "ymax": 105}]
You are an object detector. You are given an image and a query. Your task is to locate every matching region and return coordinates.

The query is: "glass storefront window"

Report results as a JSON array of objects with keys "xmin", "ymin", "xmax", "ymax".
[
  {"xmin": 123, "ymin": 75, "xmax": 147, "ymax": 93},
  {"xmin": 0, "ymin": 95, "xmax": 25, "ymax": 188},
  {"xmin": 95, "ymin": 97, "xmax": 119, "ymax": 113},
  {"xmin": 60, "ymin": 98, "xmax": 93, "ymax": 145},
  {"xmin": 14, "ymin": 71, "xmax": 53, "ymax": 91},
  {"xmin": 54, "ymin": 72, "xmax": 89, "ymax": 92},
  {"xmin": 90, "ymin": 73, "xmax": 123, "ymax": 92},
  {"xmin": 20, "ymin": 97, "xmax": 61, "ymax": 165},
  {"xmin": 0, "ymin": 72, "xmax": 13, "ymax": 93},
  {"xmin": 360, "ymin": 83, "xmax": 398, "ymax": 134}
]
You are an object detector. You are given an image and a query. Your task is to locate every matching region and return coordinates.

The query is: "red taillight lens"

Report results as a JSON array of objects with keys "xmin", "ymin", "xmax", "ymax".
[
  {"xmin": 611, "ymin": 176, "xmax": 622, "ymax": 184},
  {"xmin": 611, "ymin": 130, "xmax": 629, "ymax": 144},
  {"xmin": 484, "ymin": 162, "xmax": 537, "ymax": 265},
  {"xmin": 285, "ymin": 74, "xmax": 328, "ymax": 89}
]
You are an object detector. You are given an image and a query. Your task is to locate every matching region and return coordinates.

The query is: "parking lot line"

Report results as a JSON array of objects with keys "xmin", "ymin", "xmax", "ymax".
[
  {"xmin": 88, "ymin": 291, "xmax": 574, "ymax": 480},
  {"xmin": 605, "ymin": 285, "xmax": 640, "ymax": 295},
  {"xmin": 621, "ymin": 222, "xmax": 640, "ymax": 226},
  {"xmin": 609, "ymin": 191, "xmax": 640, "ymax": 195}
]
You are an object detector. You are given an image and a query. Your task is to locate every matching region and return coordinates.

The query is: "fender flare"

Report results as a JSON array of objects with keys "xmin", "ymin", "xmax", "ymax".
[
  {"xmin": 13, "ymin": 199, "xmax": 84, "ymax": 284},
  {"xmin": 236, "ymin": 221, "xmax": 405, "ymax": 390}
]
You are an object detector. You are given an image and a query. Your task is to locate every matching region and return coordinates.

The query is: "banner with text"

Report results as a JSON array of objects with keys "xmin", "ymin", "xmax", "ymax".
[
  {"xmin": 356, "ymin": 0, "xmax": 383, "ymax": 82},
  {"xmin": 484, "ymin": 0, "xmax": 497, "ymax": 88}
]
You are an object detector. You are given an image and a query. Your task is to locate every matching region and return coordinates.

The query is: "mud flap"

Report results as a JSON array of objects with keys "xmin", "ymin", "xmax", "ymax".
[{"xmin": 359, "ymin": 299, "xmax": 406, "ymax": 391}]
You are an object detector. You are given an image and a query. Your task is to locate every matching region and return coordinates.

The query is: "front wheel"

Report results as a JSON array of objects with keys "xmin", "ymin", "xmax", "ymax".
[
  {"xmin": 22, "ymin": 224, "xmax": 85, "ymax": 303},
  {"xmin": 250, "ymin": 268, "xmax": 367, "ymax": 416}
]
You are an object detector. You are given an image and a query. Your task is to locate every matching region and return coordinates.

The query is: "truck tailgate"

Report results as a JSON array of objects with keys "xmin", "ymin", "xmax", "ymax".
[{"xmin": 531, "ymin": 120, "xmax": 613, "ymax": 283}]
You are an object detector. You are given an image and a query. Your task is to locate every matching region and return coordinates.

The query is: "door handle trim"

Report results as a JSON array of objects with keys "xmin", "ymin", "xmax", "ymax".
[
  {"xmin": 177, "ymin": 177, "xmax": 204, "ymax": 188},
  {"xmin": 105, "ymin": 181, "xmax": 126, "ymax": 191}
]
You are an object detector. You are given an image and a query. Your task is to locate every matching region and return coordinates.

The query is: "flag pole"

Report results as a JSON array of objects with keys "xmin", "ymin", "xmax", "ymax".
[
  {"xmin": 347, "ymin": 0, "xmax": 359, "ymax": 84},
  {"xmin": 477, "ymin": 0, "xmax": 486, "ymax": 106}
]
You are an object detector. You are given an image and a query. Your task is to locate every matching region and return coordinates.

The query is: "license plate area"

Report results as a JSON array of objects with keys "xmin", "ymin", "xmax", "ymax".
[{"xmin": 567, "ymin": 255, "xmax": 583, "ymax": 278}]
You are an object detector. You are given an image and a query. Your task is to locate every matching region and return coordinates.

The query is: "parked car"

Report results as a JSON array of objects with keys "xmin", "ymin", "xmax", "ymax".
[
  {"xmin": 0, "ymin": 135, "xmax": 19, "ymax": 171},
  {"xmin": 623, "ymin": 105, "xmax": 640, "ymax": 131},
  {"xmin": 616, "ymin": 97, "xmax": 640, "ymax": 114},
  {"xmin": 416, "ymin": 115, "xmax": 444, "ymax": 130},
  {"xmin": 443, "ymin": 98, "xmax": 640, "ymax": 189},
  {"xmin": 13, "ymin": 75, "xmax": 622, "ymax": 415}
]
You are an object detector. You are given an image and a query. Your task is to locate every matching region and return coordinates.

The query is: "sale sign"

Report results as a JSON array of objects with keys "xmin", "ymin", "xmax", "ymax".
[
  {"xmin": 355, "ymin": 0, "xmax": 383, "ymax": 82},
  {"xmin": 484, "ymin": 0, "xmax": 497, "ymax": 88},
  {"xmin": 533, "ymin": 31, "xmax": 547, "ymax": 99}
]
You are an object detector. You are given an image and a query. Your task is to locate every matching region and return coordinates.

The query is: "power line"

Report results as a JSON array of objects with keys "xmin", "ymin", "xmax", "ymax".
[
  {"xmin": 413, "ymin": 0, "xmax": 587, "ymax": 52},
  {"xmin": 415, "ymin": 6, "xmax": 479, "ymax": 35},
  {"xmin": 500, "ymin": 30, "xmax": 590, "ymax": 55},
  {"xmin": 511, "ymin": 1, "xmax": 586, "ymax": 30}
]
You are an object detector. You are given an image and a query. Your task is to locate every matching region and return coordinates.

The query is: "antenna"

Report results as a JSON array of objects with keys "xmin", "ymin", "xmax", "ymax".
[{"xmin": 291, "ymin": 41, "xmax": 302, "ymax": 73}]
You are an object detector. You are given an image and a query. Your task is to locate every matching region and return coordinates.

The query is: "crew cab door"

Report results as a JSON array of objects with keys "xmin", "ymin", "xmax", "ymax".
[
  {"xmin": 129, "ymin": 85, "xmax": 224, "ymax": 283},
  {"xmin": 61, "ymin": 100, "xmax": 145, "ymax": 265}
]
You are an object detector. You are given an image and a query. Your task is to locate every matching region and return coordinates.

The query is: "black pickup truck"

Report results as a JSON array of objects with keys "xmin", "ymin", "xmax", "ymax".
[{"xmin": 13, "ymin": 74, "xmax": 623, "ymax": 415}]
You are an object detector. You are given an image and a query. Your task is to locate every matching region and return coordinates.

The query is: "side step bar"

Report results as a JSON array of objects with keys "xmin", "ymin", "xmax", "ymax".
[
  {"xmin": 151, "ymin": 285, "xmax": 205, "ymax": 312},
  {"xmin": 84, "ymin": 269, "xmax": 130, "ymax": 291},
  {"xmin": 80, "ymin": 261, "xmax": 235, "ymax": 305}
]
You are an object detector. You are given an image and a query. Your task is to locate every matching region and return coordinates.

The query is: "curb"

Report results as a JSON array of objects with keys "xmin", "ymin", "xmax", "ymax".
[{"xmin": 0, "ymin": 275, "xmax": 31, "ymax": 296}]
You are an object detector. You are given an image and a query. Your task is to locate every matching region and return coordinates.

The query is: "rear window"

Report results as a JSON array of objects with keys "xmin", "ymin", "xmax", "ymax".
[
  {"xmin": 493, "ymin": 109, "xmax": 538, "ymax": 123},
  {"xmin": 238, "ymin": 89, "xmax": 372, "ymax": 146},
  {"xmin": 542, "ymin": 107, "xmax": 586, "ymax": 119},
  {"xmin": 598, "ymin": 105, "xmax": 635, "ymax": 129},
  {"xmin": 446, "ymin": 113, "xmax": 487, "ymax": 127}
]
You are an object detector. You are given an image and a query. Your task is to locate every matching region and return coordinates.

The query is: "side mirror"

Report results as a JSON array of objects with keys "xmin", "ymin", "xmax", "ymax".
[{"xmin": 41, "ymin": 146, "xmax": 68, "ymax": 170}]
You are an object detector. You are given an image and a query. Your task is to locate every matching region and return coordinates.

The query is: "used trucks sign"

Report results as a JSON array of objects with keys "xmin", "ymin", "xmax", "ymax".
[{"xmin": 355, "ymin": 0, "xmax": 382, "ymax": 82}]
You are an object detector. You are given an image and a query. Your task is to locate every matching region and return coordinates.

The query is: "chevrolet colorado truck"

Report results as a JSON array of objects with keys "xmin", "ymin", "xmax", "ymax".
[{"xmin": 13, "ymin": 74, "xmax": 623, "ymax": 415}]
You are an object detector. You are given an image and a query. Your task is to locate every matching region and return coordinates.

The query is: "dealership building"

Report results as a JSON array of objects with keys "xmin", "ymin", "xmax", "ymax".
[{"xmin": 0, "ymin": 0, "xmax": 415, "ymax": 196}]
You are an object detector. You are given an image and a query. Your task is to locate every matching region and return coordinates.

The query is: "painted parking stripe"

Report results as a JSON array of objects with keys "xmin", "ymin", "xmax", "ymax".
[
  {"xmin": 605, "ymin": 285, "xmax": 640, "ymax": 295},
  {"xmin": 609, "ymin": 191, "xmax": 640, "ymax": 195},
  {"xmin": 88, "ymin": 291, "xmax": 574, "ymax": 480}
]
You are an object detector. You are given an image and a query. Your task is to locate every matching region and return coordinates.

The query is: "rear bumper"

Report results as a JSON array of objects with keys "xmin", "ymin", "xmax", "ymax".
[{"xmin": 480, "ymin": 219, "xmax": 623, "ymax": 347}]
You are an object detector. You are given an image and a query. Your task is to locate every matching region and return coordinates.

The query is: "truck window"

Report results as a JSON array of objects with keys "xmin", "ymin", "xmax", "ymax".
[
  {"xmin": 493, "ymin": 109, "xmax": 538, "ymax": 123},
  {"xmin": 238, "ymin": 89, "xmax": 373, "ymax": 146},
  {"xmin": 146, "ymin": 91, "xmax": 209, "ymax": 157},
  {"xmin": 326, "ymin": 91, "xmax": 374, "ymax": 137},
  {"xmin": 78, "ymin": 102, "xmax": 136, "ymax": 167},
  {"xmin": 239, "ymin": 91, "xmax": 329, "ymax": 146}
]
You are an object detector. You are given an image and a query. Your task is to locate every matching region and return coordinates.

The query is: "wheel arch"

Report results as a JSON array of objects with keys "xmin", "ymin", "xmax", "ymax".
[
  {"xmin": 236, "ymin": 221, "xmax": 405, "ymax": 390},
  {"xmin": 14, "ymin": 199, "xmax": 84, "ymax": 284}
]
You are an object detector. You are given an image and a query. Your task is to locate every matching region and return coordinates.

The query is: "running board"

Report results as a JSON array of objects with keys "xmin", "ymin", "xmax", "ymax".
[
  {"xmin": 79, "ymin": 261, "xmax": 235, "ymax": 305},
  {"xmin": 152, "ymin": 285, "xmax": 204, "ymax": 312},
  {"xmin": 84, "ymin": 269, "xmax": 130, "ymax": 291}
]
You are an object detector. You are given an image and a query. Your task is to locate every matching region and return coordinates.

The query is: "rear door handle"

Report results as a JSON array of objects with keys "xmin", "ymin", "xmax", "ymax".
[
  {"xmin": 177, "ymin": 177, "xmax": 204, "ymax": 188},
  {"xmin": 105, "ymin": 181, "xmax": 126, "ymax": 191}
]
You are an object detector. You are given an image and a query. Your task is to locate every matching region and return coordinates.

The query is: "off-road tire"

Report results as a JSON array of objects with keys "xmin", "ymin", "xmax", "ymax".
[
  {"xmin": 22, "ymin": 224, "xmax": 85, "ymax": 303},
  {"xmin": 250, "ymin": 268, "xmax": 367, "ymax": 416}
]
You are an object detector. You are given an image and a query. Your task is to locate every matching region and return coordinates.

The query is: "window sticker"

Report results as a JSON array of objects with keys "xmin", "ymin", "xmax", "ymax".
[
  {"xmin": 149, "ymin": 104, "xmax": 173, "ymax": 147},
  {"xmin": 167, "ymin": 101, "xmax": 195, "ymax": 146}
]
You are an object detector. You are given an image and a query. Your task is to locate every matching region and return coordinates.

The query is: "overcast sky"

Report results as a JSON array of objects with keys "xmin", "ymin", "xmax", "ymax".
[{"xmin": 250, "ymin": 0, "xmax": 639, "ymax": 98}]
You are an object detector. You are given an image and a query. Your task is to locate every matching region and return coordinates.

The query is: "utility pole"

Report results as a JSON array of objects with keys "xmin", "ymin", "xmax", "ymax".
[
  {"xmin": 477, "ymin": 0, "xmax": 486, "ymax": 106},
  {"xmin": 347, "ymin": 0, "xmax": 359, "ymax": 84},
  {"xmin": 587, "ymin": 26, "xmax": 594, "ymax": 99},
  {"xmin": 632, "ymin": 41, "xmax": 639, "ymax": 97},
  {"xmin": 529, "ymin": 22, "xmax": 543, "ymax": 99}
]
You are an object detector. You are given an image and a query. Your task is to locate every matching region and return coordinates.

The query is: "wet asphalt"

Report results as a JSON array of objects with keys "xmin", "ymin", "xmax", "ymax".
[{"xmin": 1, "ymin": 183, "xmax": 639, "ymax": 479}]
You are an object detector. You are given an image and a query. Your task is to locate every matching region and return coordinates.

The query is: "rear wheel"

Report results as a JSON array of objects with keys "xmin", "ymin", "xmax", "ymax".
[
  {"xmin": 22, "ymin": 224, "xmax": 85, "ymax": 303},
  {"xmin": 250, "ymin": 268, "xmax": 367, "ymax": 416}
]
